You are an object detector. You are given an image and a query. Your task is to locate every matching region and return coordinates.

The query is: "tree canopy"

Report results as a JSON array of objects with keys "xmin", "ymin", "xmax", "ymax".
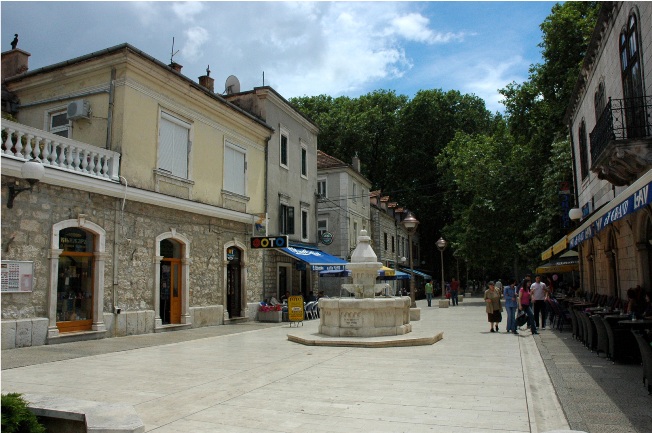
[{"xmin": 290, "ymin": 1, "xmax": 601, "ymax": 281}]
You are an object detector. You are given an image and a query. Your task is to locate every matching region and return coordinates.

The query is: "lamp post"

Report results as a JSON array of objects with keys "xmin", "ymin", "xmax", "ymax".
[
  {"xmin": 402, "ymin": 211, "xmax": 419, "ymax": 307},
  {"xmin": 436, "ymin": 237, "xmax": 447, "ymax": 299}
]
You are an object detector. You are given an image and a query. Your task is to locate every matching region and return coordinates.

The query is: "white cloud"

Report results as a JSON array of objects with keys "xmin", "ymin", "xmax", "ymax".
[
  {"xmin": 182, "ymin": 27, "xmax": 209, "ymax": 62},
  {"xmin": 390, "ymin": 13, "xmax": 465, "ymax": 44},
  {"xmin": 172, "ymin": 1, "xmax": 205, "ymax": 24}
]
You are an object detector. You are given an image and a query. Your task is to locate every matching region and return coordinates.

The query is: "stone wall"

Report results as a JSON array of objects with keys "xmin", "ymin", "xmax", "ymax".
[{"xmin": 1, "ymin": 177, "xmax": 262, "ymax": 348}]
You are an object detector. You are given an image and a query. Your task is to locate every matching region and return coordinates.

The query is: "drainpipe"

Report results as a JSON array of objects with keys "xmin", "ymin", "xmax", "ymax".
[{"xmin": 106, "ymin": 68, "xmax": 116, "ymax": 150}]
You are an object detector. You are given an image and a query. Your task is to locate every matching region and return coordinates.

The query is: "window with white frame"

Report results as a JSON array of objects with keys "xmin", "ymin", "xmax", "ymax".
[
  {"xmin": 318, "ymin": 219, "xmax": 327, "ymax": 242},
  {"xmin": 280, "ymin": 130, "xmax": 289, "ymax": 169},
  {"xmin": 159, "ymin": 112, "xmax": 191, "ymax": 179},
  {"xmin": 48, "ymin": 109, "xmax": 70, "ymax": 138},
  {"xmin": 362, "ymin": 188, "xmax": 367, "ymax": 208},
  {"xmin": 317, "ymin": 178, "xmax": 327, "ymax": 198},
  {"xmin": 301, "ymin": 208, "xmax": 309, "ymax": 241},
  {"xmin": 352, "ymin": 182, "xmax": 357, "ymax": 202},
  {"xmin": 280, "ymin": 203, "xmax": 294, "ymax": 235},
  {"xmin": 224, "ymin": 141, "xmax": 246, "ymax": 196},
  {"xmin": 301, "ymin": 143, "xmax": 308, "ymax": 178}
]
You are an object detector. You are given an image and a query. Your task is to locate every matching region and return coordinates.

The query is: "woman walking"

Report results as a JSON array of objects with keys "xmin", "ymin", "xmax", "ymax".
[
  {"xmin": 484, "ymin": 281, "xmax": 502, "ymax": 333},
  {"xmin": 504, "ymin": 279, "xmax": 519, "ymax": 334},
  {"xmin": 518, "ymin": 280, "xmax": 538, "ymax": 335}
]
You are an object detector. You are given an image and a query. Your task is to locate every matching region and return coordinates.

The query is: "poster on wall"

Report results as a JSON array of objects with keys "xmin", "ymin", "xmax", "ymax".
[{"xmin": 1, "ymin": 261, "xmax": 34, "ymax": 293}]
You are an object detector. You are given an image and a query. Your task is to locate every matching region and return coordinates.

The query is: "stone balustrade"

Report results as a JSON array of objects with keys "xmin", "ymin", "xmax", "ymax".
[{"xmin": 1, "ymin": 119, "xmax": 120, "ymax": 181}]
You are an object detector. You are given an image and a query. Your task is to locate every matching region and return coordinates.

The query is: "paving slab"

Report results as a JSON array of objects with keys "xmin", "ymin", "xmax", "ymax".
[{"xmin": 0, "ymin": 297, "xmax": 619, "ymax": 432}]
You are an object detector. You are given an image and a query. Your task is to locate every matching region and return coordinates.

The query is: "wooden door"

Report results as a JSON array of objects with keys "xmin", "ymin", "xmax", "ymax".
[{"xmin": 160, "ymin": 259, "xmax": 182, "ymax": 324}]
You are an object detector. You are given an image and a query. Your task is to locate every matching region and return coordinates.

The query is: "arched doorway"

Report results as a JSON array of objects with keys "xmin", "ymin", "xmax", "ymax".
[
  {"xmin": 48, "ymin": 218, "xmax": 107, "ymax": 339},
  {"xmin": 56, "ymin": 227, "xmax": 95, "ymax": 332},
  {"xmin": 226, "ymin": 246, "xmax": 242, "ymax": 318},
  {"xmin": 160, "ymin": 239, "xmax": 182, "ymax": 324}
]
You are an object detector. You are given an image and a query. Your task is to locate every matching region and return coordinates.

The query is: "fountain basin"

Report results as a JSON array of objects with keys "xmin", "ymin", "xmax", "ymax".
[{"xmin": 318, "ymin": 296, "xmax": 412, "ymax": 337}]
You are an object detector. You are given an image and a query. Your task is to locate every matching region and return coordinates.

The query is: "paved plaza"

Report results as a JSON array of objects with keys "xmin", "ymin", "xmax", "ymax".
[{"xmin": 2, "ymin": 297, "xmax": 650, "ymax": 433}]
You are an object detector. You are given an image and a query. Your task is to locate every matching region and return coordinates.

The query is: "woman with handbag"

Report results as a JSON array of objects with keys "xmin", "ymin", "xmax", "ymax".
[{"xmin": 484, "ymin": 281, "xmax": 502, "ymax": 333}]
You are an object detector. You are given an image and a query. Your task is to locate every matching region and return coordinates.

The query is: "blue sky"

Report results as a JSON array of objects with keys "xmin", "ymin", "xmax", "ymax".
[{"xmin": 1, "ymin": 1, "xmax": 557, "ymax": 112}]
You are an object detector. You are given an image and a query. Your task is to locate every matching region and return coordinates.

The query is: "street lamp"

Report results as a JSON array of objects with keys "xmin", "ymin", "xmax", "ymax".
[
  {"xmin": 402, "ymin": 211, "xmax": 419, "ymax": 307},
  {"xmin": 436, "ymin": 237, "xmax": 447, "ymax": 299}
]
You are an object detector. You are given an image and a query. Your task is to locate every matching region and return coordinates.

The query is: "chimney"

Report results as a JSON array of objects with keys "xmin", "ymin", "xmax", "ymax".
[
  {"xmin": 168, "ymin": 61, "xmax": 182, "ymax": 73},
  {"xmin": 352, "ymin": 153, "xmax": 361, "ymax": 172},
  {"xmin": 198, "ymin": 65, "xmax": 214, "ymax": 92},
  {"xmin": 2, "ymin": 48, "xmax": 30, "ymax": 79}
]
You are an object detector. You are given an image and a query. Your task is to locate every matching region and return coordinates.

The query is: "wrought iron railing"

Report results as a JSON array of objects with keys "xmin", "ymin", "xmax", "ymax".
[{"xmin": 590, "ymin": 95, "xmax": 652, "ymax": 163}]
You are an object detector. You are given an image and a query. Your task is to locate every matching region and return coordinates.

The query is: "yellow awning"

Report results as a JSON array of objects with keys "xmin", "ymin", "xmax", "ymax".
[
  {"xmin": 380, "ymin": 266, "xmax": 395, "ymax": 276},
  {"xmin": 541, "ymin": 247, "xmax": 553, "ymax": 261},
  {"xmin": 540, "ymin": 236, "xmax": 568, "ymax": 261},
  {"xmin": 536, "ymin": 263, "xmax": 579, "ymax": 274}
]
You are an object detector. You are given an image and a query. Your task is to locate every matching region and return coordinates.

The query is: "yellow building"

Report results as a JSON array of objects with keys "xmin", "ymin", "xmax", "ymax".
[{"xmin": 1, "ymin": 43, "xmax": 272, "ymax": 347}]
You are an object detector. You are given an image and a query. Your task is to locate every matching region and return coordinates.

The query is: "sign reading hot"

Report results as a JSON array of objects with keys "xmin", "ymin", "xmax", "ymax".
[{"xmin": 250, "ymin": 235, "xmax": 288, "ymax": 249}]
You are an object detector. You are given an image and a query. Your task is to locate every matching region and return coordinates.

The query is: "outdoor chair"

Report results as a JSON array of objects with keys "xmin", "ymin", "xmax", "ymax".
[
  {"xmin": 545, "ymin": 299, "xmax": 557, "ymax": 329},
  {"xmin": 602, "ymin": 318, "xmax": 639, "ymax": 364},
  {"xmin": 304, "ymin": 301, "xmax": 316, "ymax": 320},
  {"xmin": 550, "ymin": 298, "xmax": 571, "ymax": 332},
  {"xmin": 591, "ymin": 315, "xmax": 610, "ymax": 358},
  {"xmin": 569, "ymin": 307, "xmax": 580, "ymax": 340},
  {"xmin": 631, "ymin": 331, "xmax": 652, "ymax": 394},
  {"xmin": 579, "ymin": 312, "xmax": 596, "ymax": 351}
]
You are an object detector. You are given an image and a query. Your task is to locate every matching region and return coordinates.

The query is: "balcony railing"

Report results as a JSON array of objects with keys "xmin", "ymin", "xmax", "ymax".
[
  {"xmin": 1, "ymin": 119, "xmax": 120, "ymax": 181},
  {"xmin": 590, "ymin": 95, "xmax": 652, "ymax": 163}
]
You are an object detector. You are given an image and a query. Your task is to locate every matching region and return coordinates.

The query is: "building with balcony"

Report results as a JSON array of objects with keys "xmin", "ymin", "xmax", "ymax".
[
  {"xmin": 565, "ymin": 2, "xmax": 652, "ymax": 300},
  {"xmin": 1, "ymin": 43, "xmax": 273, "ymax": 348}
]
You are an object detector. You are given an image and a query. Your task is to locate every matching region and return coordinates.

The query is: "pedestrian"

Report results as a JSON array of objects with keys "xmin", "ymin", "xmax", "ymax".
[
  {"xmin": 450, "ymin": 277, "xmax": 460, "ymax": 306},
  {"xmin": 495, "ymin": 279, "xmax": 504, "ymax": 296},
  {"xmin": 484, "ymin": 281, "xmax": 502, "ymax": 333},
  {"xmin": 519, "ymin": 280, "xmax": 538, "ymax": 335},
  {"xmin": 425, "ymin": 279, "xmax": 433, "ymax": 307},
  {"xmin": 503, "ymin": 279, "xmax": 519, "ymax": 334},
  {"xmin": 530, "ymin": 275, "xmax": 549, "ymax": 329}
]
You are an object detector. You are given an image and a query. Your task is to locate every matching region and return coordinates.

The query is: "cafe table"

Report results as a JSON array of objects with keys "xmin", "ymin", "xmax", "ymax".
[{"xmin": 617, "ymin": 319, "xmax": 652, "ymax": 330}]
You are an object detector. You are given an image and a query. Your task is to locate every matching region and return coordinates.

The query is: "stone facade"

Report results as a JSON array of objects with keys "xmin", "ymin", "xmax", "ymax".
[{"xmin": 566, "ymin": 2, "xmax": 652, "ymax": 298}]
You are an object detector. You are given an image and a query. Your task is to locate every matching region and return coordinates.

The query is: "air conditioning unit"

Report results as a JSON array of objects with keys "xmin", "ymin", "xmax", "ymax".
[{"xmin": 67, "ymin": 100, "xmax": 90, "ymax": 120}]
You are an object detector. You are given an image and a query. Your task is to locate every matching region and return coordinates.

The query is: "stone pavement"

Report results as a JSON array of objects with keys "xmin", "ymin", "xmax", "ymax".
[{"xmin": 1, "ymin": 297, "xmax": 649, "ymax": 432}]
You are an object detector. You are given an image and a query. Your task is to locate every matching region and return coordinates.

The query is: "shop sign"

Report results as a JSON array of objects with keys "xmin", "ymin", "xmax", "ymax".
[
  {"xmin": 1, "ymin": 261, "xmax": 33, "ymax": 293},
  {"xmin": 569, "ymin": 181, "xmax": 651, "ymax": 248},
  {"xmin": 287, "ymin": 295, "xmax": 304, "ymax": 322},
  {"xmin": 320, "ymin": 231, "xmax": 333, "ymax": 245},
  {"xmin": 250, "ymin": 236, "xmax": 288, "ymax": 249}
]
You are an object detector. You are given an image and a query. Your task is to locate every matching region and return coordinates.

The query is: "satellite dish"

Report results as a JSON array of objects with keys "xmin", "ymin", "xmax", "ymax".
[{"xmin": 224, "ymin": 75, "xmax": 240, "ymax": 94}]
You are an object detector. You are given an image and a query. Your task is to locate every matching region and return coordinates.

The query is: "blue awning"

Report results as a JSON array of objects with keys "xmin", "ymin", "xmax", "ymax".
[
  {"xmin": 281, "ymin": 247, "xmax": 348, "ymax": 271},
  {"xmin": 400, "ymin": 268, "xmax": 432, "ymax": 280},
  {"xmin": 319, "ymin": 268, "xmax": 411, "ymax": 280}
]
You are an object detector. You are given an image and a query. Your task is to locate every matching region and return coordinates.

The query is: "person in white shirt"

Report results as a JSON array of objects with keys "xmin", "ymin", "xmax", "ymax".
[{"xmin": 530, "ymin": 275, "xmax": 549, "ymax": 329}]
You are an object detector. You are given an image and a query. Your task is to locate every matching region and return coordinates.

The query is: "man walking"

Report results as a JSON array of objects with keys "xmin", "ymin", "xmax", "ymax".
[
  {"xmin": 530, "ymin": 275, "xmax": 549, "ymax": 329},
  {"xmin": 450, "ymin": 277, "xmax": 460, "ymax": 306},
  {"xmin": 425, "ymin": 279, "xmax": 433, "ymax": 307},
  {"xmin": 504, "ymin": 279, "xmax": 519, "ymax": 334}
]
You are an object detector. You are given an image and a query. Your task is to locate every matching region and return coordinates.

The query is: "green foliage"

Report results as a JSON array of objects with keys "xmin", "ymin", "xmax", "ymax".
[
  {"xmin": 290, "ymin": 2, "xmax": 600, "ymax": 279},
  {"xmin": 1, "ymin": 393, "xmax": 46, "ymax": 433}
]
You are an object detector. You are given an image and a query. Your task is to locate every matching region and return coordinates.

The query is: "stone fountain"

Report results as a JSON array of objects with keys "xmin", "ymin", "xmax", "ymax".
[{"xmin": 318, "ymin": 230, "xmax": 412, "ymax": 337}]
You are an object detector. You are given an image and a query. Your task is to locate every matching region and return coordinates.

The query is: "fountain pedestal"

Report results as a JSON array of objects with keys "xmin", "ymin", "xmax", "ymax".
[{"xmin": 318, "ymin": 297, "xmax": 412, "ymax": 337}]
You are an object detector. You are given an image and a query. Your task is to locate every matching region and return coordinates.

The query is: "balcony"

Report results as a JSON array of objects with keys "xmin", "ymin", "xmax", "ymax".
[
  {"xmin": 589, "ymin": 96, "xmax": 652, "ymax": 186},
  {"xmin": 1, "ymin": 119, "xmax": 120, "ymax": 182}
]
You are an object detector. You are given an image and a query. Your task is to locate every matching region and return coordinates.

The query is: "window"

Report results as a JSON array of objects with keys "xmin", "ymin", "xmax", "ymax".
[
  {"xmin": 318, "ymin": 219, "xmax": 327, "ymax": 241},
  {"xmin": 391, "ymin": 235, "xmax": 395, "ymax": 253},
  {"xmin": 384, "ymin": 233, "xmax": 388, "ymax": 251},
  {"xmin": 280, "ymin": 203, "xmax": 294, "ymax": 235},
  {"xmin": 579, "ymin": 120, "xmax": 589, "ymax": 180},
  {"xmin": 301, "ymin": 209, "xmax": 309, "ymax": 241},
  {"xmin": 594, "ymin": 81, "xmax": 606, "ymax": 122},
  {"xmin": 353, "ymin": 222, "xmax": 358, "ymax": 241},
  {"xmin": 317, "ymin": 179, "xmax": 327, "ymax": 197},
  {"xmin": 159, "ymin": 112, "xmax": 190, "ymax": 179},
  {"xmin": 352, "ymin": 182, "xmax": 357, "ymax": 202},
  {"xmin": 280, "ymin": 132, "xmax": 288, "ymax": 168},
  {"xmin": 224, "ymin": 142, "xmax": 246, "ymax": 196},
  {"xmin": 362, "ymin": 188, "xmax": 367, "ymax": 208},
  {"xmin": 620, "ymin": 12, "xmax": 645, "ymax": 138},
  {"xmin": 301, "ymin": 144, "xmax": 308, "ymax": 178},
  {"xmin": 49, "ymin": 110, "xmax": 70, "ymax": 138}
]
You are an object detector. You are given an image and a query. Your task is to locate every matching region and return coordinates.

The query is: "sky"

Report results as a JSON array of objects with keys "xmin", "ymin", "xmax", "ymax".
[{"xmin": 1, "ymin": 1, "xmax": 558, "ymax": 113}]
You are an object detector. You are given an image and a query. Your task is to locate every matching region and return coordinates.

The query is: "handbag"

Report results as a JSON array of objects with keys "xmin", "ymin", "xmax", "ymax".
[{"xmin": 516, "ymin": 310, "xmax": 528, "ymax": 327}]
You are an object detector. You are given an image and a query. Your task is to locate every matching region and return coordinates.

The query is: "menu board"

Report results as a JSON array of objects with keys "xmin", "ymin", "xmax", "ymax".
[{"xmin": 1, "ymin": 261, "xmax": 34, "ymax": 293}]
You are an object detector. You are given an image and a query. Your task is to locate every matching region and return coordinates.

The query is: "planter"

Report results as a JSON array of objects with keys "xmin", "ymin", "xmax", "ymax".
[{"xmin": 258, "ymin": 310, "xmax": 282, "ymax": 323}]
